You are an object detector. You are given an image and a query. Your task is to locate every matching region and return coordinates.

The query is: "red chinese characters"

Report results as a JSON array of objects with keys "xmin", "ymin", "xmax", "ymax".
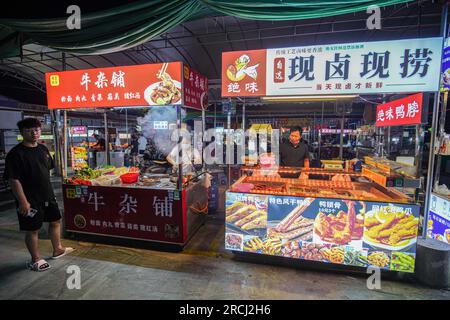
[
  {"xmin": 376, "ymin": 93, "xmax": 423, "ymax": 127},
  {"xmin": 46, "ymin": 63, "xmax": 183, "ymax": 109},
  {"xmin": 273, "ymin": 58, "xmax": 285, "ymax": 83},
  {"xmin": 63, "ymin": 185, "xmax": 186, "ymax": 243},
  {"xmin": 183, "ymin": 65, "xmax": 208, "ymax": 110}
]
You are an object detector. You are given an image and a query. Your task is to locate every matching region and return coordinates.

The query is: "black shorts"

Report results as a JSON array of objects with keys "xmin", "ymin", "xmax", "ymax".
[{"xmin": 17, "ymin": 199, "xmax": 62, "ymax": 231}]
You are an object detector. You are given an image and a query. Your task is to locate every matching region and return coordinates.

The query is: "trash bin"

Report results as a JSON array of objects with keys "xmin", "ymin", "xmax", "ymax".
[{"xmin": 415, "ymin": 237, "xmax": 450, "ymax": 288}]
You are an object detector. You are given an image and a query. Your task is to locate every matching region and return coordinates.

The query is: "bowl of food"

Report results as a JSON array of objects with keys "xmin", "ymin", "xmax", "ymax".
[
  {"xmin": 120, "ymin": 172, "xmax": 140, "ymax": 184},
  {"xmin": 225, "ymin": 233, "xmax": 243, "ymax": 251},
  {"xmin": 144, "ymin": 70, "xmax": 181, "ymax": 105}
]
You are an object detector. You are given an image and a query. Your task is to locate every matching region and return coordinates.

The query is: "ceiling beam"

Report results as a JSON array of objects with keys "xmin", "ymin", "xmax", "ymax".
[
  {"xmin": 233, "ymin": 16, "xmax": 248, "ymax": 51},
  {"xmin": 0, "ymin": 68, "xmax": 45, "ymax": 92},
  {"xmin": 160, "ymin": 32, "xmax": 197, "ymax": 68},
  {"xmin": 180, "ymin": 24, "xmax": 218, "ymax": 77},
  {"xmin": 121, "ymin": 51, "xmax": 140, "ymax": 65},
  {"xmin": 142, "ymin": 43, "xmax": 163, "ymax": 62}
]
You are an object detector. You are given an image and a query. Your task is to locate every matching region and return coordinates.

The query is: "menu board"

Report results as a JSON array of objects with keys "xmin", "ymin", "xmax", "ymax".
[
  {"xmin": 225, "ymin": 192, "xmax": 420, "ymax": 273},
  {"xmin": 70, "ymin": 146, "xmax": 88, "ymax": 170},
  {"xmin": 427, "ymin": 193, "xmax": 450, "ymax": 244}
]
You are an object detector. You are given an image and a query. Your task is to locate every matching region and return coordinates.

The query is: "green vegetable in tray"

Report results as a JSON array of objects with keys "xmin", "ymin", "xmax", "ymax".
[
  {"xmin": 356, "ymin": 254, "xmax": 368, "ymax": 267},
  {"xmin": 390, "ymin": 252, "xmax": 415, "ymax": 272},
  {"xmin": 75, "ymin": 167, "xmax": 100, "ymax": 180},
  {"xmin": 344, "ymin": 249, "xmax": 367, "ymax": 267}
]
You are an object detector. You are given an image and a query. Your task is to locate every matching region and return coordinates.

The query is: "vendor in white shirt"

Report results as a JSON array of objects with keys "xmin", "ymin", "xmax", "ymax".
[
  {"xmin": 166, "ymin": 130, "xmax": 202, "ymax": 175},
  {"xmin": 138, "ymin": 135, "xmax": 147, "ymax": 155}
]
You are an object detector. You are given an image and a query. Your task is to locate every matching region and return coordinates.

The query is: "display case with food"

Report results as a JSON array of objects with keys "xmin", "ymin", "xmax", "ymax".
[
  {"xmin": 225, "ymin": 167, "xmax": 420, "ymax": 273},
  {"xmin": 233, "ymin": 167, "xmax": 413, "ymax": 203}
]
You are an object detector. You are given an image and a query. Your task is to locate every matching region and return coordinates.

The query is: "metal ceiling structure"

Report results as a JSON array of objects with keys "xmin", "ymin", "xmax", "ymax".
[{"xmin": 0, "ymin": 0, "xmax": 443, "ymax": 106}]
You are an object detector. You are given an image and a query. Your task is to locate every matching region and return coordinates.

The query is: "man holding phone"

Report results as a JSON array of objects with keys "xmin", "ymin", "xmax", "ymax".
[{"xmin": 4, "ymin": 118, "xmax": 73, "ymax": 272}]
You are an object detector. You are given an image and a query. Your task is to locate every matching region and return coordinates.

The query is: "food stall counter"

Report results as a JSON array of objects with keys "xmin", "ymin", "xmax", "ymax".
[{"xmin": 225, "ymin": 166, "xmax": 420, "ymax": 273}]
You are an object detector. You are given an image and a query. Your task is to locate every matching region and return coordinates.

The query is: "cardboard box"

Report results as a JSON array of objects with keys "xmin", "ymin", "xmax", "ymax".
[{"xmin": 217, "ymin": 186, "xmax": 227, "ymax": 213}]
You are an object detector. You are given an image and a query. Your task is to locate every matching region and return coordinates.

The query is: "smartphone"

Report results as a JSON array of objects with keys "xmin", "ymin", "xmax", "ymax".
[{"xmin": 27, "ymin": 208, "xmax": 38, "ymax": 218}]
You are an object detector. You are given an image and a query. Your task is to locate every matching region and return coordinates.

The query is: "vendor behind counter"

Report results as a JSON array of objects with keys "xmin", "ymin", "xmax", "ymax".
[
  {"xmin": 91, "ymin": 133, "xmax": 106, "ymax": 151},
  {"xmin": 279, "ymin": 126, "xmax": 310, "ymax": 168}
]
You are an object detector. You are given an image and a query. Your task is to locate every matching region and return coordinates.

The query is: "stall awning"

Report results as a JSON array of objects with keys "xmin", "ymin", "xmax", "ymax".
[{"xmin": 0, "ymin": 0, "xmax": 414, "ymax": 57}]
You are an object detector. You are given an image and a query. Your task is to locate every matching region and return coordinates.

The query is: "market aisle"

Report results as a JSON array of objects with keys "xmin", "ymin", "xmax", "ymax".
[{"xmin": 0, "ymin": 212, "xmax": 449, "ymax": 300}]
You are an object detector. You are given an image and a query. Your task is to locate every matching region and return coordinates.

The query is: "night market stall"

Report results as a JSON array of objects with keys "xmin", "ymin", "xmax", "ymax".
[
  {"xmin": 45, "ymin": 62, "xmax": 209, "ymax": 249},
  {"xmin": 221, "ymin": 37, "xmax": 443, "ymax": 273}
]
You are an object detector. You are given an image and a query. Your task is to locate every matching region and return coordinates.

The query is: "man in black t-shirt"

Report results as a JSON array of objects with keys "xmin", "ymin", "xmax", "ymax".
[
  {"xmin": 4, "ymin": 118, "xmax": 74, "ymax": 272},
  {"xmin": 92, "ymin": 133, "xmax": 106, "ymax": 150},
  {"xmin": 130, "ymin": 134, "xmax": 139, "ymax": 166},
  {"xmin": 279, "ymin": 126, "xmax": 310, "ymax": 168}
]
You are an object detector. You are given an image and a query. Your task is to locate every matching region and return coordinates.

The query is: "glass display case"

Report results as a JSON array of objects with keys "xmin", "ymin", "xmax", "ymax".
[{"xmin": 232, "ymin": 166, "xmax": 413, "ymax": 204}]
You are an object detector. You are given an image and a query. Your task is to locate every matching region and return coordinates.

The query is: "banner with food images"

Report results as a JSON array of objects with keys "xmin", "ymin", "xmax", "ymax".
[
  {"xmin": 224, "ymin": 192, "xmax": 269, "ymax": 251},
  {"xmin": 225, "ymin": 192, "xmax": 420, "ymax": 273}
]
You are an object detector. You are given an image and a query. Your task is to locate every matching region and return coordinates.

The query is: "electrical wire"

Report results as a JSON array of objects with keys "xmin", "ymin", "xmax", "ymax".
[{"xmin": 358, "ymin": 96, "xmax": 381, "ymax": 105}]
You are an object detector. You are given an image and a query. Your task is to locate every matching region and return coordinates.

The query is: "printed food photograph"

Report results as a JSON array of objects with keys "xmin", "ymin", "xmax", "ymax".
[
  {"xmin": 267, "ymin": 198, "xmax": 315, "ymax": 242},
  {"xmin": 390, "ymin": 252, "xmax": 415, "ymax": 273},
  {"xmin": 226, "ymin": 202, "xmax": 267, "ymax": 233},
  {"xmin": 225, "ymin": 233, "xmax": 243, "ymax": 251},
  {"xmin": 313, "ymin": 200, "xmax": 365, "ymax": 246},
  {"xmin": 144, "ymin": 63, "xmax": 181, "ymax": 105},
  {"xmin": 363, "ymin": 204, "xmax": 419, "ymax": 250},
  {"xmin": 367, "ymin": 251, "xmax": 390, "ymax": 268},
  {"xmin": 344, "ymin": 247, "xmax": 368, "ymax": 267},
  {"xmin": 434, "ymin": 234, "xmax": 445, "ymax": 242},
  {"xmin": 225, "ymin": 196, "xmax": 268, "ymax": 236},
  {"xmin": 300, "ymin": 242, "xmax": 330, "ymax": 262},
  {"xmin": 261, "ymin": 237, "xmax": 283, "ymax": 255},
  {"xmin": 321, "ymin": 246, "xmax": 345, "ymax": 264},
  {"xmin": 280, "ymin": 241, "xmax": 302, "ymax": 259},
  {"xmin": 243, "ymin": 236, "xmax": 264, "ymax": 253}
]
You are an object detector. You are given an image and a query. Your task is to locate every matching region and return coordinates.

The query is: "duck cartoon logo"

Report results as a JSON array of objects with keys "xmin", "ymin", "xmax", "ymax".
[{"xmin": 226, "ymin": 54, "xmax": 260, "ymax": 82}]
